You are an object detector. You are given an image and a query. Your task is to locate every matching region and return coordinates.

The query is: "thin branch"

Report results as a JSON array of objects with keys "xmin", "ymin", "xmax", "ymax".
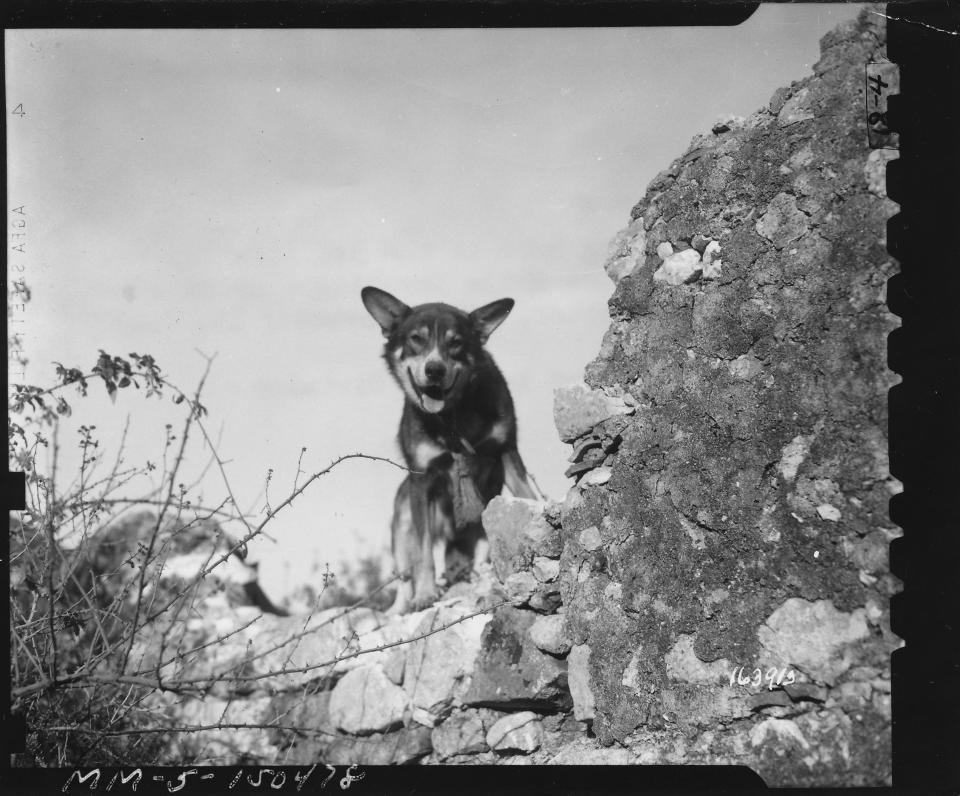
[
  {"xmin": 66, "ymin": 496, "xmax": 246, "ymax": 522},
  {"xmin": 119, "ymin": 358, "xmax": 213, "ymax": 676},
  {"xmin": 43, "ymin": 722, "xmax": 341, "ymax": 739},
  {"xmin": 45, "ymin": 420, "xmax": 61, "ymax": 684}
]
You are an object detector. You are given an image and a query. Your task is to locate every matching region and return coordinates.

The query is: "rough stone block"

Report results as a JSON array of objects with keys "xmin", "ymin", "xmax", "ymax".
[
  {"xmin": 603, "ymin": 217, "xmax": 647, "ymax": 284},
  {"xmin": 463, "ymin": 606, "xmax": 570, "ymax": 710},
  {"xmin": 653, "ymin": 247, "xmax": 703, "ymax": 285},
  {"xmin": 403, "ymin": 604, "xmax": 489, "ymax": 724},
  {"xmin": 758, "ymin": 599, "xmax": 870, "ymax": 685},
  {"xmin": 328, "ymin": 665, "xmax": 407, "ymax": 735},
  {"xmin": 431, "ymin": 710, "xmax": 488, "ymax": 759},
  {"xmin": 567, "ymin": 644, "xmax": 596, "ymax": 721},
  {"xmin": 553, "ymin": 383, "xmax": 634, "ymax": 443},
  {"xmin": 482, "ymin": 495, "xmax": 561, "ymax": 581},
  {"xmin": 486, "ymin": 711, "xmax": 544, "ymax": 753},
  {"xmin": 529, "ymin": 613, "xmax": 571, "ymax": 656},
  {"xmin": 755, "ymin": 192, "xmax": 810, "ymax": 248},
  {"xmin": 777, "ymin": 87, "xmax": 815, "ymax": 126},
  {"xmin": 532, "ymin": 556, "xmax": 560, "ymax": 582}
]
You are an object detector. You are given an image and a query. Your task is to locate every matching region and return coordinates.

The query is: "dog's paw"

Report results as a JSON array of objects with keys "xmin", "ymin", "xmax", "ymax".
[
  {"xmin": 385, "ymin": 582, "xmax": 414, "ymax": 615},
  {"xmin": 410, "ymin": 589, "xmax": 439, "ymax": 612}
]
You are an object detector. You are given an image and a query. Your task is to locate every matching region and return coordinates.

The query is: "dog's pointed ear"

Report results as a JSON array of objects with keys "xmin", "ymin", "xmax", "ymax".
[
  {"xmin": 469, "ymin": 298, "xmax": 515, "ymax": 343},
  {"xmin": 361, "ymin": 286, "xmax": 410, "ymax": 337}
]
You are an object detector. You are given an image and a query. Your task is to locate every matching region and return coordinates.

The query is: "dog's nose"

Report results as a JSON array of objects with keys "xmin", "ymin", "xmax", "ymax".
[{"xmin": 425, "ymin": 361, "xmax": 446, "ymax": 383}]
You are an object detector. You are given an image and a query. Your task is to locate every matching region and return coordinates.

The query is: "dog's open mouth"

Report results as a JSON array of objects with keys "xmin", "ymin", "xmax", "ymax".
[{"xmin": 409, "ymin": 368, "xmax": 457, "ymax": 414}]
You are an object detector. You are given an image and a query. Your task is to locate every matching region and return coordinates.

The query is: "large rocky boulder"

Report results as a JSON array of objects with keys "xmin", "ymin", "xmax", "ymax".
[{"xmin": 553, "ymin": 6, "xmax": 898, "ymax": 785}]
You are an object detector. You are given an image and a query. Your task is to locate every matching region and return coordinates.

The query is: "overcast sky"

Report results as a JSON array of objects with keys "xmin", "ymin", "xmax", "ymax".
[{"xmin": 7, "ymin": 5, "xmax": 863, "ymax": 601}]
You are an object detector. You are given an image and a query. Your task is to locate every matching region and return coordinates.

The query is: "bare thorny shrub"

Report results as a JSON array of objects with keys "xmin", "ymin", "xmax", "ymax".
[{"xmin": 9, "ymin": 351, "xmax": 504, "ymax": 767}]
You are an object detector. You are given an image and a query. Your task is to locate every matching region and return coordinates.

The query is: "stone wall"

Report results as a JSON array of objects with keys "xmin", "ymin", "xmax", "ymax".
[
  {"xmin": 548, "ymin": 5, "xmax": 899, "ymax": 785},
  {"xmin": 144, "ymin": 8, "xmax": 898, "ymax": 784}
]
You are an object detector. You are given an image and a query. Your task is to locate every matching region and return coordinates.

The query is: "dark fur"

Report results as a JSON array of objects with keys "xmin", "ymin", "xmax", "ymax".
[{"xmin": 361, "ymin": 286, "xmax": 536, "ymax": 613}]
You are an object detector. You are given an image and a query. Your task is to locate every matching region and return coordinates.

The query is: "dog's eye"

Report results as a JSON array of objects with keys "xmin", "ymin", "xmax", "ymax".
[
  {"xmin": 408, "ymin": 332, "xmax": 426, "ymax": 347},
  {"xmin": 447, "ymin": 338, "xmax": 463, "ymax": 354}
]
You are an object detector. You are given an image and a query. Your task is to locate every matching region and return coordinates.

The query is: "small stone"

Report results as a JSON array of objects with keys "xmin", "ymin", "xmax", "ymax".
[
  {"xmin": 328, "ymin": 665, "xmax": 407, "ymax": 735},
  {"xmin": 691, "ymin": 233, "xmax": 711, "ymax": 253},
  {"xmin": 750, "ymin": 717, "xmax": 810, "ymax": 749},
  {"xmin": 528, "ymin": 614, "xmax": 571, "ymax": 655},
  {"xmin": 701, "ymin": 240, "xmax": 722, "ymax": 279},
  {"xmin": 603, "ymin": 581, "xmax": 623, "ymax": 602},
  {"xmin": 553, "ymin": 383, "xmax": 634, "ymax": 443},
  {"xmin": 412, "ymin": 707, "xmax": 438, "ymax": 728},
  {"xmin": 503, "ymin": 571, "xmax": 538, "ymax": 603},
  {"xmin": 431, "ymin": 711, "xmax": 487, "ymax": 759},
  {"xmin": 567, "ymin": 644, "xmax": 596, "ymax": 721},
  {"xmin": 578, "ymin": 526, "xmax": 602, "ymax": 551},
  {"xmin": 567, "ymin": 435, "xmax": 602, "ymax": 463},
  {"xmin": 756, "ymin": 192, "xmax": 810, "ymax": 249},
  {"xmin": 728, "ymin": 355, "xmax": 762, "ymax": 380},
  {"xmin": 864, "ymin": 149, "xmax": 898, "ymax": 198},
  {"xmin": 603, "ymin": 217, "xmax": 647, "ymax": 284},
  {"xmin": 816, "ymin": 504, "xmax": 842, "ymax": 522},
  {"xmin": 711, "ymin": 114, "xmax": 744, "ymax": 135},
  {"xmin": 786, "ymin": 144, "xmax": 815, "ymax": 170},
  {"xmin": 858, "ymin": 570, "xmax": 878, "ymax": 586},
  {"xmin": 768, "ymin": 86, "xmax": 790, "ymax": 114},
  {"xmin": 486, "ymin": 711, "xmax": 543, "ymax": 753},
  {"xmin": 580, "ymin": 467, "xmax": 612, "ymax": 487},
  {"xmin": 778, "ymin": 87, "xmax": 815, "ymax": 126},
  {"xmin": 653, "ymin": 248, "xmax": 702, "ymax": 285},
  {"xmin": 528, "ymin": 587, "xmax": 563, "ymax": 614},
  {"xmin": 656, "ymin": 241, "xmax": 674, "ymax": 259},
  {"xmin": 778, "ymin": 435, "xmax": 811, "ymax": 481},
  {"xmin": 531, "ymin": 556, "xmax": 560, "ymax": 583}
]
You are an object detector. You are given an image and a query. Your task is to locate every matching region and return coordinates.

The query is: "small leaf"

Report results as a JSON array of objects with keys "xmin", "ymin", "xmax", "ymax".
[{"xmin": 118, "ymin": 377, "xmax": 131, "ymax": 388}]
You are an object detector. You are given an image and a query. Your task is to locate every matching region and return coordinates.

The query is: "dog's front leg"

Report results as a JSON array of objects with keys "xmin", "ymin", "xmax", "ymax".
[
  {"xmin": 386, "ymin": 478, "xmax": 415, "ymax": 615},
  {"xmin": 409, "ymin": 474, "xmax": 441, "ymax": 611}
]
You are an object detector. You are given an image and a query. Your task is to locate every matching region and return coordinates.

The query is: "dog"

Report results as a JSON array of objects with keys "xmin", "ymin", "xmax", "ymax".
[{"xmin": 361, "ymin": 286, "xmax": 538, "ymax": 614}]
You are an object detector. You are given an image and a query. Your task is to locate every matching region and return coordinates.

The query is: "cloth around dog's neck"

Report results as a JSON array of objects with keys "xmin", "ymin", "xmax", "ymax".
[{"xmin": 427, "ymin": 409, "xmax": 476, "ymax": 456}]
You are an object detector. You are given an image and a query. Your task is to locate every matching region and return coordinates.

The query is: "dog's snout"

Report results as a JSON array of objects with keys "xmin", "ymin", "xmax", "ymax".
[{"xmin": 425, "ymin": 360, "xmax": 446, "ymax": 382}]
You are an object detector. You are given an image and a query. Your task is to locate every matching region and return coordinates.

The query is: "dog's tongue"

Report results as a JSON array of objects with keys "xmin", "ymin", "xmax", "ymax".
[{"xmin": 420, "ymin": 394, "xmax": 445, "ymax": 413}]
